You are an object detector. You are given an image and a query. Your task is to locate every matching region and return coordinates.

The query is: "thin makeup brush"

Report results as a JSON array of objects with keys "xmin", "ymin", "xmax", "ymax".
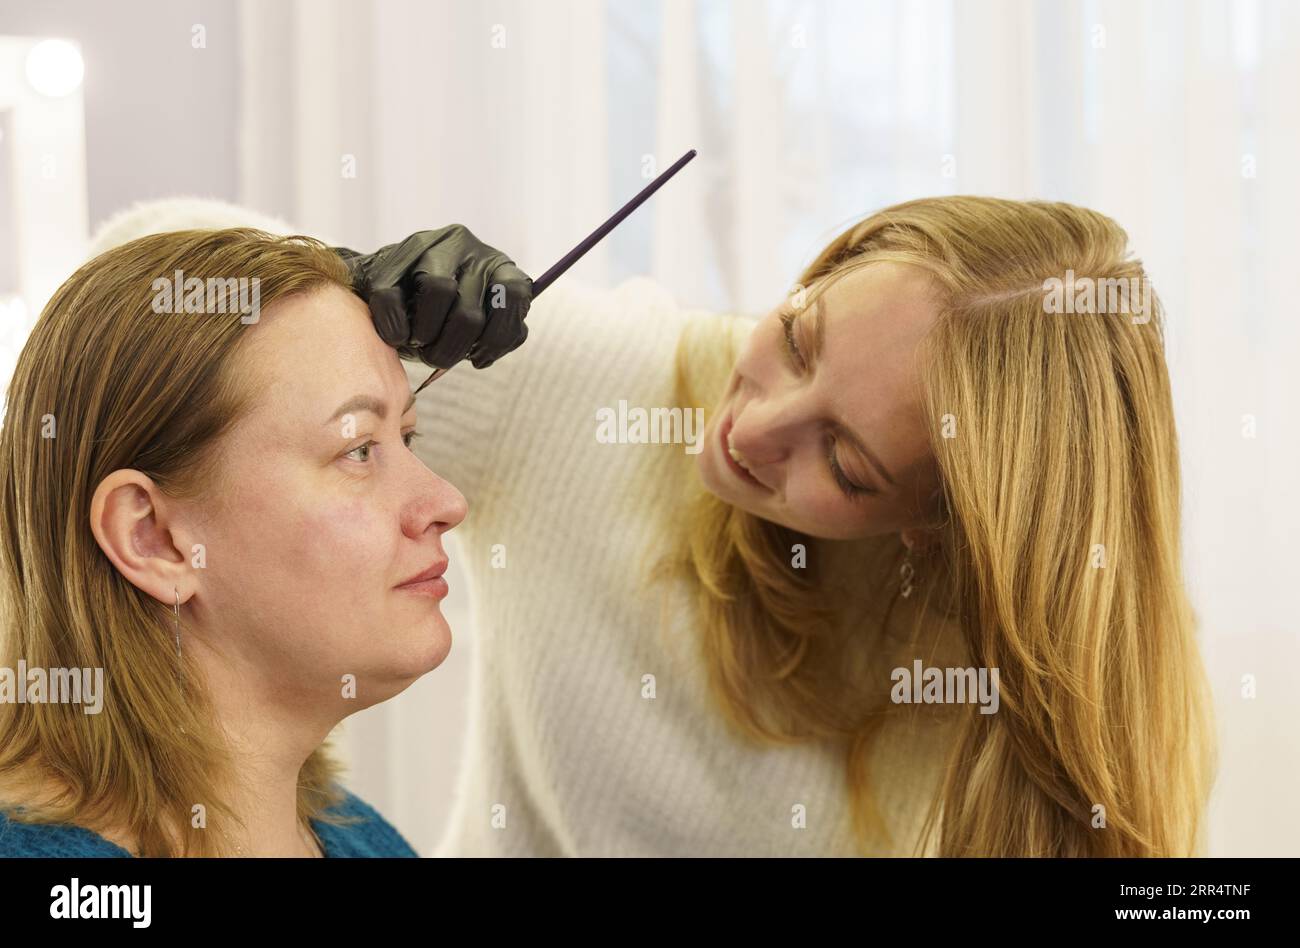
[{"xmin": 411, "ymin": 148, "xmax": 698, "ymax": 395}]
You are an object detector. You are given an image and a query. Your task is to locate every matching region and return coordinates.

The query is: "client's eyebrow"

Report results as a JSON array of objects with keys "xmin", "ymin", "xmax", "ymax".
[{"xmin": 325, "ymin": 392, "xmax": 417, "ymax": 425}]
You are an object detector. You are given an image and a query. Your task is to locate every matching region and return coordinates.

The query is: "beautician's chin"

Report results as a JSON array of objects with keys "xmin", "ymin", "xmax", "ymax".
[
  {"xmin": 695, "ymin": 414, "xmax": 769, "ymax": 515},
  {"xmin": 695, "ymin": 421, "xmax": 742, "ymax": 509}
]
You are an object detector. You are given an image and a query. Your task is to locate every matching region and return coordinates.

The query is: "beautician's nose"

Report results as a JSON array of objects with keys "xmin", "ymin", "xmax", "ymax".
[{"xmin": 729, "ymin": 389, "xmax": 811, "ymax": 469}]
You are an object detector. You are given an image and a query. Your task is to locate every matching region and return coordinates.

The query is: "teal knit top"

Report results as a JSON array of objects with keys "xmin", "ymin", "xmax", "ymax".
[{"xmin": 0, "ymin": 787, "xmax": 418, "ymax": 857}]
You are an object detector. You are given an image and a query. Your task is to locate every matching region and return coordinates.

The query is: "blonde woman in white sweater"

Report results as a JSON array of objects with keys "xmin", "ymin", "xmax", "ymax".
[{"xmin": 91, "ymin": 196, "xmax": 1214, "ymax": 857}]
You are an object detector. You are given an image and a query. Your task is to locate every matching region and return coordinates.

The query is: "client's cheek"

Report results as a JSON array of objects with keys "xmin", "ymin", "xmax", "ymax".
[{"xmin": 290, "ymin": 501, "xmax": 390, "ymax": 578}]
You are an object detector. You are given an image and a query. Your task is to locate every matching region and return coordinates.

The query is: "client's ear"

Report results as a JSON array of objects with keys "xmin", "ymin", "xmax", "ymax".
[{"xmin": 89, "ymin": 469, "xmax": 193, "ymax": 606}]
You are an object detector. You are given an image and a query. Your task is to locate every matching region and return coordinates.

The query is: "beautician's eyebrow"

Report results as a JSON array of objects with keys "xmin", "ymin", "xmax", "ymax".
[
  {"xmin": 325, "ymin": 392, "xmax": 417, "ymax": 425},
  {"xmin": 805, "ymin": 293, "xmax": 895, "ymax": 487},
  {"xmin": 809, "ymin": 293, "xmax": 827, "ymax": 360}
]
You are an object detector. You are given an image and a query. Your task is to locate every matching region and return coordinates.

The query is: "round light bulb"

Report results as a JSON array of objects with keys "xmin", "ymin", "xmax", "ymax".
[{"xmin": 25, "ymin": 39, "xmax": 85, "ymax": 98}]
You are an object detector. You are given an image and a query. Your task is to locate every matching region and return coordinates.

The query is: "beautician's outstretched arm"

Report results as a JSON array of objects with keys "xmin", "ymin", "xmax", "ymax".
[{"xmin": 335, "ymin": 226, "xmax": 534, "ymax": 370}]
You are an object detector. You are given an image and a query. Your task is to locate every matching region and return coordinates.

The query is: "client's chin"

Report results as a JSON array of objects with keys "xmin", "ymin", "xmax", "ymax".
[
  {"xmin": 396, "ymin": 610, "xmax": 453, "ymax": 680},
  {"xmin": 339, "ymin": 615, "xmax": 453, "ymax": 711}
]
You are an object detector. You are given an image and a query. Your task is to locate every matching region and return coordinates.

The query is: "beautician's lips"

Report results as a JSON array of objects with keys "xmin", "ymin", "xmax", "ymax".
[
  {"xmin": 719, "ymin": 413, "xmax": 773, "ymax": 491},
  {"xmin": 395, "ymin": 559, "xmax": 449, "ymax": 596}
]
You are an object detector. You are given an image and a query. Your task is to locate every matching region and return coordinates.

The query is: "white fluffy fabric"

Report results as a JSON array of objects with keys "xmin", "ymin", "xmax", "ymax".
[{"xmin": 87, "ymin": 196, "xmax": 301, "ymax": 258}]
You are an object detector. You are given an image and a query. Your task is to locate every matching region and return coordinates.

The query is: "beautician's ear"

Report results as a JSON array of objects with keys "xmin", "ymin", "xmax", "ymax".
[
  {"xmin": 900, "ymin": 527, "xmax": 941, "ymax": 552},
  {"xmin": 89, "ymin": 469, "xmax": 194, "ymax": 606}
]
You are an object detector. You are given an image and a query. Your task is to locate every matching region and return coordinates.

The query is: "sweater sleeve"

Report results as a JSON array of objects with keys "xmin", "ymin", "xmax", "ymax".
[
  {"xmin": 86, "ymin": 196, "xmax": 308, "ymax": 257},
  {"xmin": 401, "ymin": 277, "xmax": 684, "ymax": 520}
]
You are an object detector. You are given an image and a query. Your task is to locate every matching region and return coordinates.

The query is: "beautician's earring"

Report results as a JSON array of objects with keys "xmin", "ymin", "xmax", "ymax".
[{"xmin": 899, "ymin": 542, "xmax": 918, "ymax": 599}]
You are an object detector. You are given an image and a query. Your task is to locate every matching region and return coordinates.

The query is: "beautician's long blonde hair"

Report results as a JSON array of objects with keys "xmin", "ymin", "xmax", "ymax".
[
  {"xmin": 658, "ymin": 196, "xmax": 1216, "ymax": 856},
  {"xmin": 0, "ymin": 229, "xmax": 357, "ymax": 856}
]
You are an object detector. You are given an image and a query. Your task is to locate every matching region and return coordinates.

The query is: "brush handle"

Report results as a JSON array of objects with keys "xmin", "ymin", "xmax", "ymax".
[
  {"xmin": 413, "ymin": 149, "xmax": 698, "ymax": 394},
  {"xmin": 531, "ymin": 148, "xmax": 697, "ymax": 296}
]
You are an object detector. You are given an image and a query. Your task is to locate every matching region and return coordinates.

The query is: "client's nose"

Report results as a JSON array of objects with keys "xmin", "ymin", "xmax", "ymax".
[{"xmin": 400, "ymin": 471, "xmax": 468, "ymax": 539}]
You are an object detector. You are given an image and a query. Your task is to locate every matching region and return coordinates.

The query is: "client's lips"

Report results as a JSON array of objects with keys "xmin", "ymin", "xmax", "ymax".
[{"xmin": 396, "ymin": 559, "xmax": 449, "ymax": 588}]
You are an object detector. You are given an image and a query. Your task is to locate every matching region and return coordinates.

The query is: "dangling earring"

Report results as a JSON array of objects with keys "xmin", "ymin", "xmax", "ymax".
[
  {"xmin": 174, "ymin": 588, "xmax": 188, "ymax": 737},
  {"xmin": 899, "ymin": 544, "xmax": 917, "ymax": 598},
  {"xmin": 172, "ymin": 588, "xmax": 184, "ymax": 691}
]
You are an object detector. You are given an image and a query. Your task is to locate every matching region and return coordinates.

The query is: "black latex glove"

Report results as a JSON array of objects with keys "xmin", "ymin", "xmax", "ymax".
[{"xmin": 335, "ymin": 225, "xmax": 533, "ymax": 369}]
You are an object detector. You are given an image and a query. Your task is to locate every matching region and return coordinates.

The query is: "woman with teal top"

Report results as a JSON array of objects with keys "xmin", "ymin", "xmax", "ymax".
[
  {"xmin": 0, "ymin": 791, "xmax": 415, "ymax": 857},
  {"xmin": 0, "ymin": 227, "xmax": 462, "ymax": 857}
]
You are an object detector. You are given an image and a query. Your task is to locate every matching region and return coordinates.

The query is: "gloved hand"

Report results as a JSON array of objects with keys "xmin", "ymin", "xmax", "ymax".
[{"xmin": 335, "ymin": 225, "xmax": 533, "ymax": 369}]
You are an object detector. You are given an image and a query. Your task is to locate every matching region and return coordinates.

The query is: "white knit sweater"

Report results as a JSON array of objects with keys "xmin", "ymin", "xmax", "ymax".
[
  {"xmin": 88, "ymin": 199, "xmax": 960, "ymax": 856},
  {"xmin": 403, "ymin": 276, "xmax": 959, "ymax": 857}
]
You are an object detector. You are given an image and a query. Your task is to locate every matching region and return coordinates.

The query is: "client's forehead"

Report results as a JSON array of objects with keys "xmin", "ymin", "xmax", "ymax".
[{"xmin": 234, "ymin": 285, "xmax": 410, "ymax": 438}]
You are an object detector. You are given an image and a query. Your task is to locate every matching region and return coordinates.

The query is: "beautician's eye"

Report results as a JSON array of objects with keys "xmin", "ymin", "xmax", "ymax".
[
  {"xmin": 780, "ymin": 310, "xmax": 806, "ymax": 372},
  {"xmin": 827, "ymin": 436, "xmax": 877, "ymax": 501},
  {"xmin": 345, "ymin": 431, "xmax": 422, "ymax": 463}
]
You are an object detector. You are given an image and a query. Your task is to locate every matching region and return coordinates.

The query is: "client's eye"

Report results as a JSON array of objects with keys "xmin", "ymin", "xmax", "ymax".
[{"xmin": 345, "ymin": 431, "xmax": 422, "ymax": 463}]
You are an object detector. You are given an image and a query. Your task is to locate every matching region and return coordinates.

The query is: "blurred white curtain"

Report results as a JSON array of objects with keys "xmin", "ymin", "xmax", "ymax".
[
  {"xmin": 237, "ymin": 0, "xmax": 1300, "ymax": 856},
  {"xmin": 239, "ymin": 0, "xmax": 613, "ymax": 285}
]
